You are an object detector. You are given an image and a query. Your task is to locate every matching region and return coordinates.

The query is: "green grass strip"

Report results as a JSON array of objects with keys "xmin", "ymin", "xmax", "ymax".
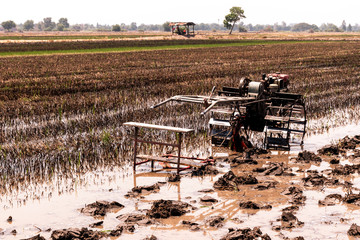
[{"xmin": 0, "ymin": 40, "xmax": 320, "ymax": 57}]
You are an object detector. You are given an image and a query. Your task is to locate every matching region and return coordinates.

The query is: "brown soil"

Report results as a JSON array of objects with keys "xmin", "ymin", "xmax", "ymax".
[
  {"xmin": 23, "ymin": 235, "xmax": 46, "ymax": 240},
  {"xmin": 191, "ymin": 165, "xmax": 219, "ymax": 176},
  {"xmin": 80, "ymin": 200, "xmax": 124, "ymax": 217},
  {"xmin": 302, "ymin": 171, "xmax": 340, "ymax": 187},
  {"xmin": 253, "ymin": 162, "xmax": 294, "ymax": 176},
  {"xmin": 124, "ymin": 183, "xmax": 160, "ymax": 198},
  {"xmin": 213, "ymin": 171, "xmax": 258, "ymax": 190},
  {"xmin": 181, "ymin": 220, "xmax": 200, "ymax": 231},
  {"xmin": 295, "ymin": 151, "xmax": 322, "ymax": 163},
  {"xmin": 239, "ymin": 201, "xmax": 272, "ymax": 210},
  {"xmin": 318, "ymin": 194, "xmax": 343, "ymax": 206},
  {"xmin": 280, "ymin": 212, "xmax": 304, "ymax": 229},
  {"xmin": 220, "ymin": 227, "xmax": 271, "ymax": 240},
  {"xmin": 254, "ymin": 181, "xmax": 278, "ymax": 190},
  {"xmin": 143, "ymin": 235, "xmax": 158, "ymax": 240},
  {"xmin": 51, "ymin": 228, "xmax": 106, "ymax": 240},
  {"xmin": 318, "ymin": 135, "xmax": 360, "ymax": 155},
  {"xmin": 331, "ymin": 164, "xmax": 360, "ymax": 175},
  {"xmin": 205, "ymin": 216, "xmax": 225, "ymax": 228},
  {"xmin": 89, "ymin": 221, "xmax": 103, "ymax": 228},
  {"xmin": 199, "ymin": 195, "xmax": 218, "ymax": 205},
  {"xmin": 116, "ymin": 213, "xmax": 155, "ymax": 226},
  {"xmin": 344, "ymin": 194, "xmax": 360, "ymax": 206},
  {"xmin": 146, "ymin": 200, "xmax": 193, "ymax": 219},
  {"xmin": 348, "ymin": 224, "xmax": 360, "ymax": 237}
]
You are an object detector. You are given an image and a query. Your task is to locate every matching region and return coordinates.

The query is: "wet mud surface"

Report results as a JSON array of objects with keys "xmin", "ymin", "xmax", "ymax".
[{"xmin": 3, "ymin": 134, "xmax": 360, "ymax": 239}]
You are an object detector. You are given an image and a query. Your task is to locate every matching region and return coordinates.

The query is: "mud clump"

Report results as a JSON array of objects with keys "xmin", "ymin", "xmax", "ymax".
[
  {"xmin": 23, "ymin": 235, "xmax": 46, "ymax": 240},
  {"xmin": 239, "ymin": 201, "xmax": 272, "ymax": 210},
  {"xmin": 319, "ymin": 194, "xmax": 343, "ymax": 206},
  {"xmin": 230, "ymin": 150, "xmax": 258, "ymax": 166},
  {"xmin": 302, "ymin": 171, "xmax": 339, "ymax": 187},
  {"xmin": 282, "ymin": 205, "xmax": 300, "ymax": 213},
  {"xmin": 205, "ymin": 216, "xmax": 225, "ymax": 228},
  {"xmin": 282, "ymin": 186, "xmax": 306, "ymax": 205},
  {"xmin": 116, "ymin": 213, "xmax": 155, "ymax": 226},
  {"xmin": 124, "ymin": 183, "xmax": 160, "ymax": 198},
  {"xmin": 253, "ymin": 162, "xmax": 294, "ymax": 176},
  {"xmin": 331, "ymin": 164, "xmax": 360, "ymax": 175},
  {"xmin": 344, "ymin": 194, "xmax": 360, "ymax": 206},
  {"xmin": 339, "ymin": 135, "xmax": 360, "ymax": 149},
  {"xmin": 191, "ymin": 165, "xmax": 219, "ymax": 176},
  {"xmin": 198, "ymin": 188, "xmax": 214, "ymax": 193},
  {"xmin": 280, "ymin": 212, "xmax": 304, "ymax": 229},
  {"xmin": 143, "ymin": 235, "xmax": 158, "ymax": 240},
  {"xmin": 254, "ymin": 181, "xmax": 278, "ymax": 190},
  {"xmin": 51, "ymin": 227, "xmax": 106, "ymax": 240},
  {"xmin": 147, "ymin": 199, "xmax": 192, "ymax": 218},
  {"xmin": 348, "ymin": 223, "xmax": 360, "ymax": 237},
  {"xmin": 182, "ymin": 220, "xmax": 200, "ymax": 231},
  {"xmin": 89, "ymin": 221, "xmax": 103, "ymax": 228},
  {"xmin": 213, "ymin": 171, "xmax": 258, "ymax": 191},
  {"xmin": 248, "ymin": 147, "xmax": 269, "ymax": 156},
  {"xmin": 318, "ymin": 144, "xmax": 341, "ymax": 155},
  {"xmin": 296, "ymin": 151, "xmax": 322, "ymax": 163},
  {"xmin": 282, "ymin": 186, "xmax": 303, "ymax": 195},
  {"xmin": 220, "ymin": 227, "xmax": 271, "ymax": 240},
  {"xmin": 318, "ymin": 135, "xmax": 360, "ymax": 156},
  {"xmin": 290, "ymin": 194, "xmax": 306, "ymax": 205},
  {"xmin": 330, "ymin": 158, "xmax": 340, "ymax": 164},
  {"xmin": 318, "ymin": 193, "xmax": 360, "ymax": 206},
  {"xmin": 200, "ymin": 195, "xmax": 218, "ymax": 205},
  {"xmin": 80, "ymin": 201, "xmax": 124, "ymax": 217},
  {"xmin": 108, "ymin": 226, "xmax": 124, "ymax": 237}
]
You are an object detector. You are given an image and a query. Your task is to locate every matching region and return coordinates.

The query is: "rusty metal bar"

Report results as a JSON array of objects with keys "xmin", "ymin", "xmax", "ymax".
[
  {"xmin": 133, "ymin": 127, "xmax": 138, "ymax": 173},
  {"xmin": 135, "ymin": 159, "xmax": 151, "ymax": 165},
  {"xmin": 177, "ymin": 133, "xmax": 182, "ymax": 175},
  {"xmin": 163, "ymin": 154, "xmax": 207, "ymax": 161}
]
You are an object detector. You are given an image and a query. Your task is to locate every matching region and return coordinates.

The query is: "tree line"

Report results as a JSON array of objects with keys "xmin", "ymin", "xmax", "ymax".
[{"xmin": 1, "ymin": 17, "xmax": 360, "ymax": 33}]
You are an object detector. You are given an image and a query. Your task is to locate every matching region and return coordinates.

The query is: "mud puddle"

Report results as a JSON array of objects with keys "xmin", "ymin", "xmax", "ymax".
[{"xmin": 2, "ymin": 124, "xmax": 360, "ymax": 239}]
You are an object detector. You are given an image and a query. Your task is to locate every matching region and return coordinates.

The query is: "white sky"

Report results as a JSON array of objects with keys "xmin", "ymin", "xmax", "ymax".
[{"xmin": 2, "ymin": 0, "xmax": 359, "ymax": 26}]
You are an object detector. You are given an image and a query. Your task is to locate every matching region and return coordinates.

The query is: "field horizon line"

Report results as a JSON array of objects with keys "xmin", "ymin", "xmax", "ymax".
[{"xmin": 0, "ymin": 40, "xmax": 325, "ymax": 57}]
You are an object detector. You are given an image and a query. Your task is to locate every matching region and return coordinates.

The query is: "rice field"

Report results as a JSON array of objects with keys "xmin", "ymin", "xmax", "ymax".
[{"xmin": 0, "ymin": 37, "xmax": 360, "ymax": 205}]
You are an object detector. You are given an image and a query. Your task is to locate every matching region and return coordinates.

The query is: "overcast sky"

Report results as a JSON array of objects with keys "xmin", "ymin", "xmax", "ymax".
[{"xmin": 2, "ymin": 0, "xmax": 359, "ymax": 26}]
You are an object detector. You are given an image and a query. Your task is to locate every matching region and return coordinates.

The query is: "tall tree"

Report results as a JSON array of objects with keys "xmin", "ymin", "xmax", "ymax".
[
  {"xmin": 43, "ymin": 17, "xmax": 55, "ymax": 31},
  {"xmin": 58, "ymin": 18, "xmax": 69, "ymax": 28},
  {"xmin": 112, "ymin": 24, "xmax": 121, "ymax": 32},
  {"xmin": 57, "ymin": 24, "xmax": 65, "ymax": 31},
  {"xmin": 130, "ymin": 22, "xmax": 137, "ymax": 31},
  {"xmin": 347, "ymin": 24, "xmax": 352, "ymax": 32},
  {"xmin": 163, "ymin": 21, "xmax": 171, "ymax": 32},
  {"xmin": 292, "ymin": 22, "xmax": 314, "ymax": 32},
  {"xmin": 23, "ymin": 20, "xmax": 34, "ymax": 31},
  {"xmin": 223, "ymin": 6, "xmax": 246, "ymax": 34},
  {"xmin": 1, "ymin": 20, "xmax": 16, "ymax": 31},
  {"xmin": 341, "ymin": 20, "xmax": 346, "ymax": 32}
]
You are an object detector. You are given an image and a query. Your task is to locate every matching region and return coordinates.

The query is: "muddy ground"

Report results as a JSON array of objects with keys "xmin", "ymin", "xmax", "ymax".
[{"xmin": 3, "ymin": 133, "xmax": 360, "ymax": 239}]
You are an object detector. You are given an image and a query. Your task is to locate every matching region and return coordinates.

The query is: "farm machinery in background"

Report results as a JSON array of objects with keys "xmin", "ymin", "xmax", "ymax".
[
  {"xmin": 151, "ymin": 73, "xmax": 306, "ymax": 151},
  {"xmin": 169, "ymin": 22, "xmax": 196, "ymax": 37}
]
